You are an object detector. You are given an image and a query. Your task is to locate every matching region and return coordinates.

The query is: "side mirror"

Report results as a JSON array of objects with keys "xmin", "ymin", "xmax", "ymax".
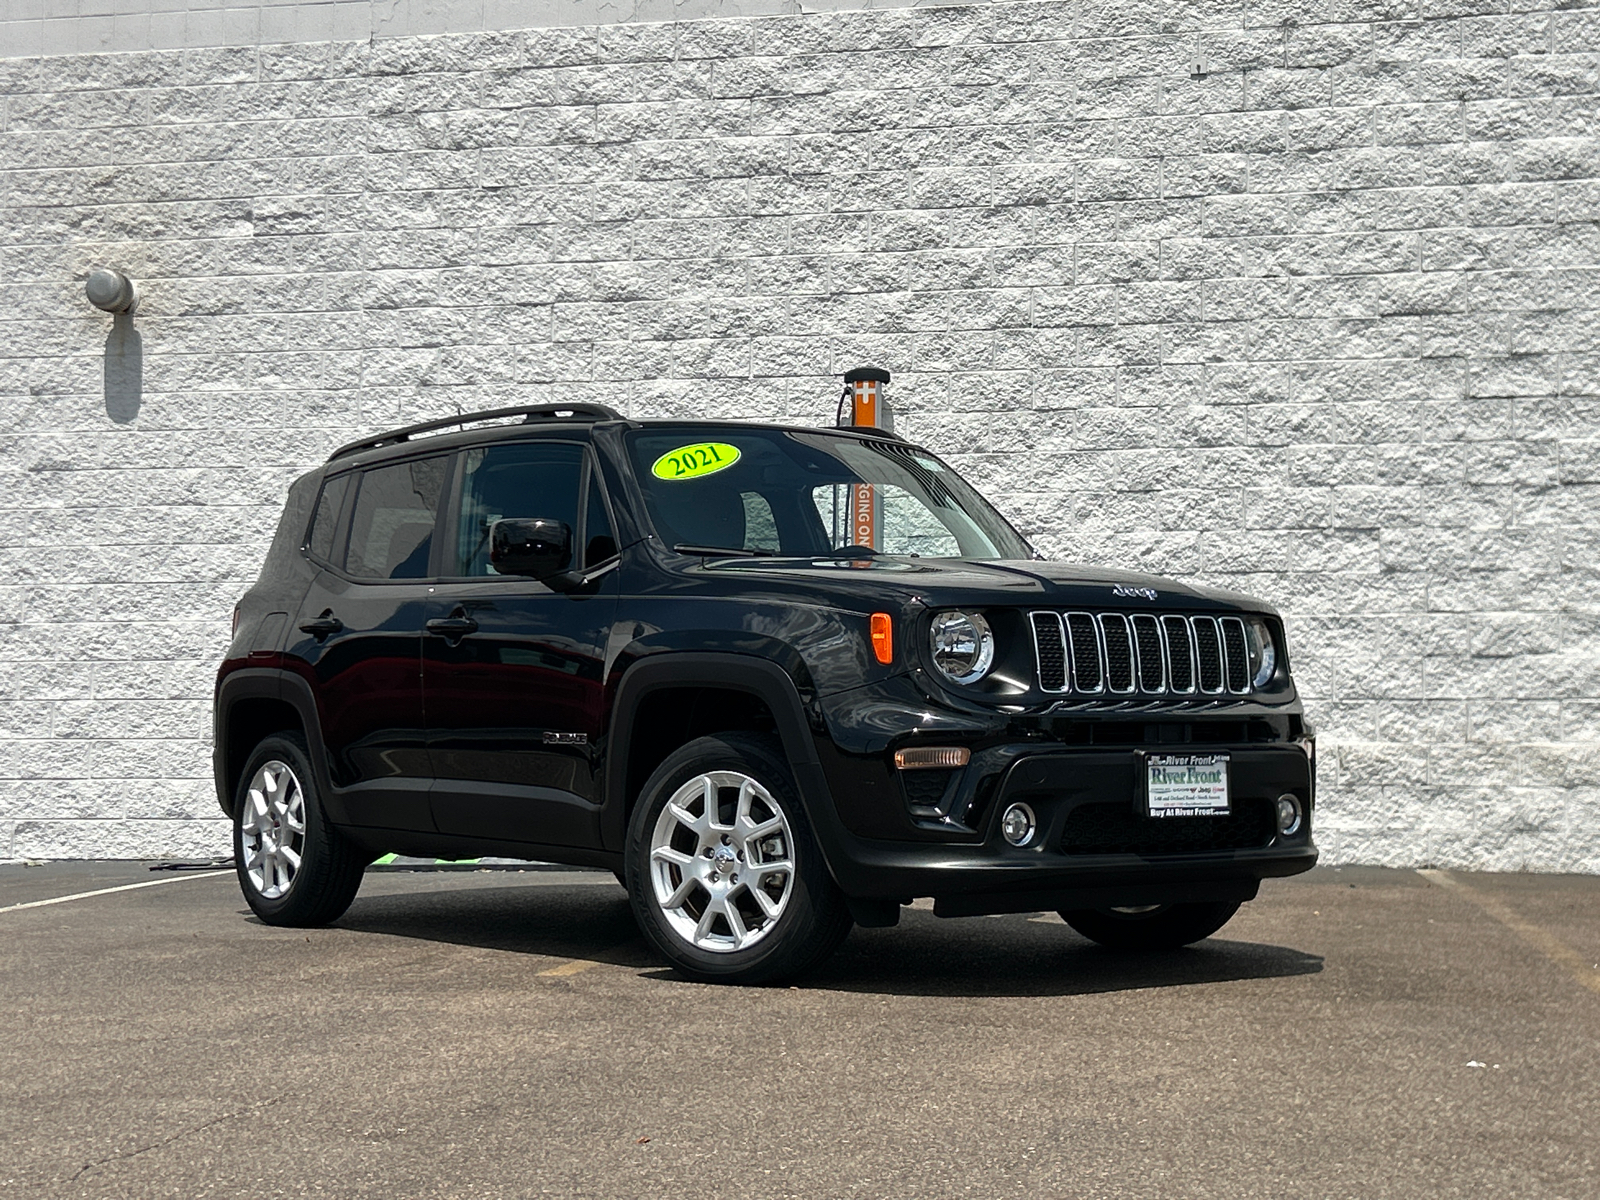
[{"xmin": 490, "ymin": 518, "xmax": 571, "ymax": 580}]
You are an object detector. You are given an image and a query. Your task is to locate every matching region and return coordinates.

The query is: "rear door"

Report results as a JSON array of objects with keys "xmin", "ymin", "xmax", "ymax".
[
  {"xmin": 423, "ymin": 439, "xmax": 621, "ymax": 848},
  {"xmin": 287, "ymin": 453, "xmax": 447, "ymax": 832}
]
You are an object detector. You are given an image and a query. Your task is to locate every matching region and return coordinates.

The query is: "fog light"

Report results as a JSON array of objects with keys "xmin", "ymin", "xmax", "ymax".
[
  {"xmin": 1275, "ymin": 793, "xmax": 1303, "ymax": 837},
  {"xmin": 1000, "ymin": 802, "xmax": 1036, "ymax": 847}
]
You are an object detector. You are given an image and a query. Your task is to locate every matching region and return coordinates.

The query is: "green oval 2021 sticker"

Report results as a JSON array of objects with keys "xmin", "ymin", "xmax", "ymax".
[{"xmin": 651, "ymin": 442, "xmax": 741, "ymax": 481}]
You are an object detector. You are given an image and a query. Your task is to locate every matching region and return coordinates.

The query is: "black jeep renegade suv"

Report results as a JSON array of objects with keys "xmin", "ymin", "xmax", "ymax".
[{"xmin": 215, "ymin": 402, "xmax": 1316, "ymax": 983}]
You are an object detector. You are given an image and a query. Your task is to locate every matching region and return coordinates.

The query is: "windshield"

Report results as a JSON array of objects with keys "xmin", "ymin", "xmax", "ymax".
[{"xmin": 625, "ymin": 426, "xmax": 1032, "ymax": 560}]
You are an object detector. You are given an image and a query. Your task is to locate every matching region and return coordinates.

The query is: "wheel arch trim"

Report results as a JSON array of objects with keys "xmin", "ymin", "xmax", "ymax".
[
  {"xmin": 602, "ymin": 652, "xmax": 826, "ymax": 853},
  {"xmin": 213, "ymin": 669, "xmax": 347, "ymax": 823}
]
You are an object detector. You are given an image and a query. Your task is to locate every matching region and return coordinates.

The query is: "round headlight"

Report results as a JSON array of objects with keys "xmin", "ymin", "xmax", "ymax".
[
  {"xmin": 929, "ymin": 611, "xmax": 995, "ymax": 685},
  {"xmin": 1245, "ymin": 616, "xmax": 1277, "ymax": 690}
]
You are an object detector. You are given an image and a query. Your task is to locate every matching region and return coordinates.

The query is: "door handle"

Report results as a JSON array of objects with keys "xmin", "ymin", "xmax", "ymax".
[
  {"xmin": 299, "ymin": 612, "xmax": 342, "ymax": 640},
  {"xmin": 426, "ymin": 616, "xmax": 479, "ymax": 638}
]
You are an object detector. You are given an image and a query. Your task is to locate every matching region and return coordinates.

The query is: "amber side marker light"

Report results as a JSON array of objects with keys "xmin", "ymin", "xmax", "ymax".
[
  {"xmin": 870, "ymin": 612, "xmax": 893, "ymax": 664},
  {"xmin": 894, "ymin": 746, "xmax": 972, "ymax": 770}
]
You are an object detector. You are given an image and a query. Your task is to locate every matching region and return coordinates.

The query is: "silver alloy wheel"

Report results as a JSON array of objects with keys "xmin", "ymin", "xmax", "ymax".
[
  {"xmin": 648, "ymin": 770, "xmax": 796, "ymax": 953},
  {"xmin": 240, "ymin": 760, "xmax": 307, "ymax": 900}
]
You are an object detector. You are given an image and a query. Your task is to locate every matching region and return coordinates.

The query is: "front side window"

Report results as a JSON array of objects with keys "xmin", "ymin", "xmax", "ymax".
[
  {"xmin": 344, "ymin": 456, "xmax": 447, "ymax": 580},
  {"xmin": 453, "ymin": 442, "xmax": 586, "ymax": 577},
  {"xmin": 742, "ymin": 492, "xmax": 780, "ymax": 553}
]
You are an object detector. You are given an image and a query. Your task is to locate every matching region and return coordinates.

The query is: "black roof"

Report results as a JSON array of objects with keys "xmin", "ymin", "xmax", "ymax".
[
  {"xmin": 327, "ymin": 404, "xmax": 623, "ymax": 462},
  {"xmin": 325, "ymin": 404, "xmax": 906, "ymax": 466}
]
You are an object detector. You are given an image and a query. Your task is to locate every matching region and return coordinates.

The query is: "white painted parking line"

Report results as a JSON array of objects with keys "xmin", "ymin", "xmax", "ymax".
[{"xmin": 0, "ymin": 871, "xmax": 233, "ymax": 915}]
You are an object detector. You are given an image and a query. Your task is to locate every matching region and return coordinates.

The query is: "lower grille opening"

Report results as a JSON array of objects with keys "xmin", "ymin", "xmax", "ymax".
[
  {"xmin": 1062, "ymin": 797, "xmax": 1276, "ymax": 856},
  {"xmin": 1047, "ymin": 720, "xmax": 1287, "ymax": 746},
  {"xmin": 901, "ymin": 768, "xmax": 957, "ymax": 810}
]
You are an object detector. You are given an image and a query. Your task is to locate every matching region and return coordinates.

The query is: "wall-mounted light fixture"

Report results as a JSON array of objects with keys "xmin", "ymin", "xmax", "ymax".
[
  {"xmin": 86, "ymin": 268, "xmax": 140, "ymax": 315},
  {"xmin": 86, "ymin": 269, "xmax": 143, "ymax": 422}
]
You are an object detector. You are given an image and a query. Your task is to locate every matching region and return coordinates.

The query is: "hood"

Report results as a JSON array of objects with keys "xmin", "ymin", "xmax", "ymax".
[{"xmin": 697, "ymin": 556, "xmax": 1277, "ymax": 615}]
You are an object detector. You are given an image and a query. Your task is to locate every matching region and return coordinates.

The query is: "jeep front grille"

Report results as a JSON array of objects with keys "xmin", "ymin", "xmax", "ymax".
[
  {"xmin": 1030, "ymin": 612, "xmax": 1067, "ymax": 691},
  {"xmin": 1193, "ymin": 617, "xmax": 1223, "ymax": 692},
  {"xmin": 1065, "ymin": 612, "xmax": 1102, "ymax": 692},
  {"xmin": 1029, "ymin": 611, "xmax": 1252, "ymax": 696},
  {"xmin": 1101, "ymin": 614, "xmax": 1134, "ymax": 693}
]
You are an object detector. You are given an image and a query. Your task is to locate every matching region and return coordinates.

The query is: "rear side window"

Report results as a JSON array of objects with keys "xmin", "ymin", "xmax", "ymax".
[
  {"xmin": 305, "ymin": 474, "xmax": 352, "ymax": 565},
  {"xmin": 345, "ymin": 457, "xmax": 448, "ymax": 580}
]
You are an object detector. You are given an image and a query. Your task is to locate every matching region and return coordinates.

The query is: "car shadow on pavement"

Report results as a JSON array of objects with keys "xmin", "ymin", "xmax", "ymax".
[
  {"xmin": 805, "ymin": 910, "xmax": 1325, "ymax": 998},
  {"xmin": 328, "ymin": 879, "xmax": 1323, "ymax": 997},
  {"xmin": 331, "ymin": 880, "xmax": 660, "ymax": 970}
]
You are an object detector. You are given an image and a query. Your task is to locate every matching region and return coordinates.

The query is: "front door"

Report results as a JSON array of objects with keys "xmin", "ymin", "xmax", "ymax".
[{"xmin": 423, "ymin": 439, "xmax": 621, "ymax": 847}]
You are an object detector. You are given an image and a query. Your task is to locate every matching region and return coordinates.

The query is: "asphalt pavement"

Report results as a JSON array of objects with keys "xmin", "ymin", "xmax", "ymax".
[{"xmin": 2, "ymin": 861, "xmax": 1597, "ymax": 1199}]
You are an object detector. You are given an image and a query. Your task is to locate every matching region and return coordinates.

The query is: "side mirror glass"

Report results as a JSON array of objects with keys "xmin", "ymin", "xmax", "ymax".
[{"xmin": 490, "ymin": 518, "xmax": 571, "ymax": 579}]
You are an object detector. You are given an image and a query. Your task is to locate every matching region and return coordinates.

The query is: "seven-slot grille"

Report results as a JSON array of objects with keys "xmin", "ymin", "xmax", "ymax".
[{"xmin": 1029, "ymin": 612, "xmax": 1253, "ymax": 696}]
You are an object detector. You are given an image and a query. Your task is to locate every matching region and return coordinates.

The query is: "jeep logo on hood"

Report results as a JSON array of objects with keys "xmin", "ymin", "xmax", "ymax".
[{"xmin": 1111, "ymin": 585, "xmax": 1158, "ymax": 601}]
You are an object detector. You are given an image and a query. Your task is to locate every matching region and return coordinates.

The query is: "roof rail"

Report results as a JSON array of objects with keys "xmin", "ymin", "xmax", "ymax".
[{"xmin": 327, "ymin": 403, "xmax": 624, "ymax": 463}]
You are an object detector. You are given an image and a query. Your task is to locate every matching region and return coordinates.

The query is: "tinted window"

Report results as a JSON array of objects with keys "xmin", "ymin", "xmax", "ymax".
[
  {"xmin": 454, "ymin": 442, "xmax": 584, "ymax": 576},
  {"xmin": 306, "ymin": 473, "xmax": 352, "ymax": 565},
  {"xmin": 345, "ymin": 457, "xmax": 447, "ymax": 580}
]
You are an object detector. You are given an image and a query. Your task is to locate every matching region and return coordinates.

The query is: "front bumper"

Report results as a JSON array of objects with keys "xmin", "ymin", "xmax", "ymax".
[{"xmin": 797, "ymin": 742, "xmax": 1316, "ymax": 917}]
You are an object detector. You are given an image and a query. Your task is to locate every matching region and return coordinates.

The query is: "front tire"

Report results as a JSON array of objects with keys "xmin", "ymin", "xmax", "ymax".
[
  {"xmin": 232, "ymin": 733, "xmax": 366, "ymax": 927},
  {"xmin": 624, "ymin": 733, "xmax": 852, "ymax": 985},
  {"xmin": 1059, "ymin": 901, "xmax": 1241, "ymax": 950}
]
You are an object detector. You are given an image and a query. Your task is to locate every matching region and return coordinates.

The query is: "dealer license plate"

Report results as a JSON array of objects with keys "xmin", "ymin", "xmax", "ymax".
[{"xmin": 1146, "ymin": 752, "xmax": 1230, "ymax": 818}]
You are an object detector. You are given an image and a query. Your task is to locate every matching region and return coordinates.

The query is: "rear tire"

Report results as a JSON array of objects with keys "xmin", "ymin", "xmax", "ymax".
[
  {"xmin": 1059, "ymin": 901, "xmax": 1241, "ymax": 950},
  {"xmin": 232, "ymin": 732, "xmax": 366, "ymax": 927},
  {"xmin": 624, "ymin": 732, "xmax": 852, "ymax": 985}
]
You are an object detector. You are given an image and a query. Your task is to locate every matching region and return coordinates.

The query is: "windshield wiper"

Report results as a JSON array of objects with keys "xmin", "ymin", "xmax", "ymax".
[{"xmin": 673, "ymin": 543, "xmax": 775, "ymax": 558}]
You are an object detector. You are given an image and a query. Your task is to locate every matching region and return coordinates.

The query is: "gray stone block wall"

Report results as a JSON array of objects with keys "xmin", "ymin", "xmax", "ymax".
[{"xmin": 1, "ymin": 0, "xmax": 1597, "ymax": 869}]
